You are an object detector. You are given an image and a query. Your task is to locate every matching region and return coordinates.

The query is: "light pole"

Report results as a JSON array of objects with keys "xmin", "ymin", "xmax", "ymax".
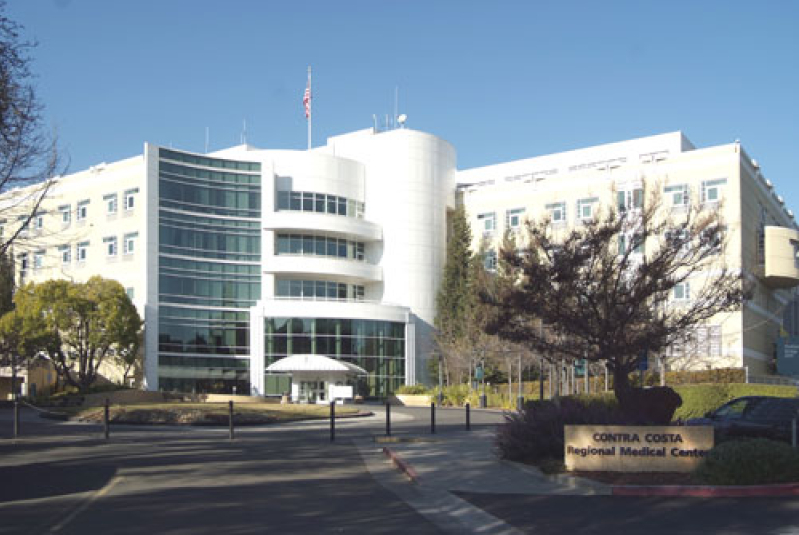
[
  {"xmin": 437, "ymin": 352, "xmax": 444, "ymax": 405},
  {"xmin": 479, "ymin": 353, "xmax": 487, "ymax": 408},
  {"xmin": 516, "ymin": 353, "xmax": 524, "ymax": 411}
]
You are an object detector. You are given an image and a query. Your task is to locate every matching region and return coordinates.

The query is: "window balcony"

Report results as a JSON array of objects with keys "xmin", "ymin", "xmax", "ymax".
[{"xmin": 263, "ymin": 211, "xmax": 381, "ymax": 242}]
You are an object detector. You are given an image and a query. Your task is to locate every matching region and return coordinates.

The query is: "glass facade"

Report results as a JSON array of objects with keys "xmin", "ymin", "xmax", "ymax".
[
  {"xmin": 264, "ymin": 318, "xmax": 406, "ymax": 398},
  {"xmin": 275, "ymin": 279, "xmax": 364, "ymax": 301},
  {"xmin": 276, "ymin": 233, "xmax": 365, "ymax": 261},
  {"xmin": 276, "ymin": 190, "xmax": 364, "ymax": 218},
  {"xmin": 158, "ymin": 148, "xmax": 261, "ymax": 394}
]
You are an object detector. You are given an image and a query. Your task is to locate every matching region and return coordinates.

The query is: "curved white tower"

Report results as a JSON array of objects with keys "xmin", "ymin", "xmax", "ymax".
[{"xmin": 325, "ymin": 128, "xmax": 457, "ymax": 382}]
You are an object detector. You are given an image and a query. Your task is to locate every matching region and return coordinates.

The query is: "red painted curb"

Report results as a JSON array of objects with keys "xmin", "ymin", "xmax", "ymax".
[
  {"xmin": 382, "ymin": 446, "xmax": 420, "ymax": 483},
  {"xmin": 612, "ymin": 482, "xmax": 799, "ymax": 497}
]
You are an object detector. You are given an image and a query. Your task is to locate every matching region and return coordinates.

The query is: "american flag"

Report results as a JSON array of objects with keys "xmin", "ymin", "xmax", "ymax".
[{"xmin": 303, "ymin": 83, "xmax": 311, "ymax": 118}]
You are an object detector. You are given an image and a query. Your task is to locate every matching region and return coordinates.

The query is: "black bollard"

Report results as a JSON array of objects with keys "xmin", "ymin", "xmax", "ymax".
[
  {"xmin": 465, "ymin": 402, "xmax": 471, "ymax": 431},
  {"xmin": 385, "ymin": 402, "xmax": 391, "ymax": 437},
  {"xmin": 330, "ymin": 401, "xmax": 336, "ymax": 442},
  {"xmin": 431, "ymin": 402, "xmax": 436, "ymax": 434},
  {"xmin": 228, "ymin": 400, "xmax": 234, "ymax": 441},
  {"xmin": 13, "ymin": 400, "xmax": 19, "ymax": 438},
  {"xmin": 104, "ymin": 399, "xmax": 110, "ymax": 440},
  {"xmin": 517, "ymin": 395, "xmax": 525, "ymax": 412}
]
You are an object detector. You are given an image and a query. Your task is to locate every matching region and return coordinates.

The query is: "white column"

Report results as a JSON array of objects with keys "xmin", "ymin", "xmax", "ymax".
[{"xmin": 249, "ymin": 303, "xmax": 265, "ymax": 396}]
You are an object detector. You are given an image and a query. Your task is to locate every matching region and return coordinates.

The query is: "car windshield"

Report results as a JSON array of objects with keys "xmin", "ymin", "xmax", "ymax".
[{"xmin": 714, "ymin": 398, "xmax": 759, "ymax": 420}]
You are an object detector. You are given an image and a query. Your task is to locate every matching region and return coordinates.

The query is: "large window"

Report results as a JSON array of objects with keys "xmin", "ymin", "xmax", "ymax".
[
  {"xmin": 77, "ymin": 241, "xmax": 89, "ymax": 262},
  {"xmin": 665, "ymin": 184, "xmax": 689, "ymax": 209},
  {"xmin": 59, "ymin": 245, "xmax": 70, "ymax": 265},
  {"xmin": 477, "ymin": 212, "xmax": 496, "ymax": 234},
  {"xmin": 77, "ymin": 200, "xmax": 89, "ymax": 221},
  {"xmin": 104, "ymin": 193, "xmax": 118, "ymax": 215},
  {"xmin": 505, "ymin": 208, "xmax": 525, "ymax": 230},
  {"xmin": 701, "ymin": 179, "xmax": 726, "ymax": 205},
  {"xmin": 577, "ymin": 198, "xmax": 597, "ymax": 221},
  {"xmin": 159, "ymin": 212, "xmax": 260, "ymax": 262},
  {"xmin": 617, "ymin": 188, "xmax": 643, "ymax": 213},
  {"xmin": 159, "ymin": 257, "xmax": 261, "ymax": 308},
  {"xmin": 275, "ymin": 279, "xmax": 364, "ymax": 301},
  {"xmin": 276, "ymin": 234, "xmax": 365, "ymax": 261},
  {"xmin": 264, "ymin": 317, "xmax": 406, "ymax": 398},
  {"xmin": 673, "ymin": 282, "xmax": 691, "ymax": 301},
  {"xmin": 59, "ymin": 204, "xmax": 71, "ymax": 225},
  {"xmin": 483, "ymin": 249, "xmax": 497, "ymax": 271},
  {"xmin": 546, "ymin": 202, "xmax": 566, "ymax": 224},
  {"xmin": 104, "ymin": 236, "xmax": 118, "ymax": 257},
  {"xmin": 276, "ymin": 190, "xmax": 364, "ymax": 219},
  {"xmin": 124, "ymin": 232, "xmax": 137, "ymax": 255}
]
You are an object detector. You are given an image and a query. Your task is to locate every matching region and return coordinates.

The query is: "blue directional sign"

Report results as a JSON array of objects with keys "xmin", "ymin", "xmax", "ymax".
[
  {"xmin": 776, "ymin": 336, "xmax": 799, "ymax": 376},
  {"xmin": 475, "ymin": 365, "xmax": 484, "ymax": 381}
]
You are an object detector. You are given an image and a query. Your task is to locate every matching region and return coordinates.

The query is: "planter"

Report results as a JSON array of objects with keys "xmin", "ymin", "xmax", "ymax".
[{"xmin": 390, "ymin": 394, "xmax": 432, "ymax": 407}]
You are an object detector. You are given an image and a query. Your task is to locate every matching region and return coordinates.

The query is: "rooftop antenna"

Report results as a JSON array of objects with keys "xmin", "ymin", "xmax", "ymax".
[
  {"xmin": 394, "ymin": 86, "xmax": 398, "ymax": 129},
  {"xmin": 205, "ymin": 127, "xmax": 209, "ymax": 153},
  {"xmin": 372, "ymin": 114, "xmax": 377, "ymax": 132},
  {"xmin": 241, "ymin": 119, "xmax": 247, "ymax": 145}
]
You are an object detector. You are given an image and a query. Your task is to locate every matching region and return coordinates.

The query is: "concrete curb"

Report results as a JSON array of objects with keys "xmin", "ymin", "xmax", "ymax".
[
  {"xmin": 612, "ymin": 482, "xmax": 799, "ymax": 497},
  {"xmin": 382, "ymin": 446, "xmax": 420, "ymax": 483}
]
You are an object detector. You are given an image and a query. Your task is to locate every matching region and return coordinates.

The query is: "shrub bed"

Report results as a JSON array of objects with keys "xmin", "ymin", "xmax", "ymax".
[
  {"xmin": 496, "ymin": 396, "xmax": 626, "ymax": 463},
  {"xmin": 693, "ymin": 438, "xmax": 799, "ymax": 485}
]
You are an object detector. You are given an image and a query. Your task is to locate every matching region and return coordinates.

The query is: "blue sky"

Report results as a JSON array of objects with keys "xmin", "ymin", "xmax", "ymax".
[{"xmin": 7, "ymin": 0, "xmax": 799, "ymax": 212}]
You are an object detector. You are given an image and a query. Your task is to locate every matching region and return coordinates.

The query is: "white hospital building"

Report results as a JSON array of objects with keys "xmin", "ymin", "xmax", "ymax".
[{"xmin": 5, "ymin": 126, "xmax": 799, "ymax": 397}]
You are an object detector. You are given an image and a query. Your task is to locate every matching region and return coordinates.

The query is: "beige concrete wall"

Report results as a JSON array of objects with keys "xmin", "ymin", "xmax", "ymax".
[{"xmin": 459, "ymin": 136, "xmax": 798, "ymax": 375}]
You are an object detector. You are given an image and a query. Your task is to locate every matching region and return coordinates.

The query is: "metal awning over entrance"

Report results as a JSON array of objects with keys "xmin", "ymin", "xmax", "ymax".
[
  {"xmin": 265, "ymin": 355, "xmax": 366, "ymax": 404},
  {"xmin": 265, "ymin": 354, "xmax": 367, "ymax": 375}
]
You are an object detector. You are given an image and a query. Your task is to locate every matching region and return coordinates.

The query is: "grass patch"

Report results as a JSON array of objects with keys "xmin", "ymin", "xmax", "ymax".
[{"xmin": 56, "ymin": 402, "xmax": 363, "ymax": 426}]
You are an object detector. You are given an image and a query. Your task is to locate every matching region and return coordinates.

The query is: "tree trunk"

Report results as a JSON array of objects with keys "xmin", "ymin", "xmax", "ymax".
[{"xmin": 612, "ymin": 365, "xmax": 632, "ymax": 402}]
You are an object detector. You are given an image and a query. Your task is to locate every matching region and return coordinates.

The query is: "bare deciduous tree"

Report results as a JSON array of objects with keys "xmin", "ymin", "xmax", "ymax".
[
  {"xmin": 0, "ymin": 3, "xmax": 63, "ymax": 256},
  {"xmin": 483, "ymin": 189, "xmax": 750, "ymax": 411}
]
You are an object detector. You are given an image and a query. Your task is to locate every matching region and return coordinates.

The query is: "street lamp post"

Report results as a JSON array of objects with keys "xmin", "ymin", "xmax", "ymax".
[
  {"xmin": 479, "ymin": 355, "xmax": 487, "ymax": 409},
  {"xmin": 437, "ymin": 352, "xmax": 444, "ymax": 405},
  {"xmin": 516, "ymin": 353, "xmax": 524, "ymax": 411}
]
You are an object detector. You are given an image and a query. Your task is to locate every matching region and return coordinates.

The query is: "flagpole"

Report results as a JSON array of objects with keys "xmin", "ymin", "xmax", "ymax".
[{"xmin": 307, "ymin": 66, "xmax": 312, "ymax": 150}]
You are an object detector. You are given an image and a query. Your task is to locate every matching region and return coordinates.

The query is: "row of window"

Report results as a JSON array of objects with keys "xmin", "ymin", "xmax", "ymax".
[
  {"xmin": 19, "ymin": 233, "xmax": 138, "ymax": 270},
  {"xmin": 275, "ymin": 279, "xmax": 365, "ymax": 301},
  {"xmin": 265, "ymin": 317, "xmax": 405, "ymax": 338},
  {"xmin": 158, "ymin": 308, "xmax": 250, "ymax": 356},
  {"xmin": 160, "ymin": 148, "xmax": 261, "ymax": 173},
  {"xmin": 275, "ymin": 234, "xmax": 365, "ymax": 261},
  {"xmin": 477, "ymin": 180, "xmax": 728, "ymax": 233},
  {"xmin": 276, "ymin": 190, "xmax": 364, "ymax": 219},
  {"xmin": 57, "ymin": 189, "xmax": 139, "ymax": 227}
]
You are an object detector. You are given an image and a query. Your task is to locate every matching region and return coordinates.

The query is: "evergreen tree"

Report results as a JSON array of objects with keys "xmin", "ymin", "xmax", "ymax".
[
  {"xmin": 435, "ymin": 205, "xmax": 475, "ymax": 340},
  {"xmin": 434, "ymin": 205, "xmax": 477, "ymax": 383}
]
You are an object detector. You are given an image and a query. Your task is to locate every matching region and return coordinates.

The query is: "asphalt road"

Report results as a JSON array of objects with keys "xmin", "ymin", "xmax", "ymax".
[
  {"xmin": 3, "ymin": 405, "xmax": 799, "ymax": 535},
  {"xmin": 455, "ymin": 493, "xmax": 799, "ymax": 535},
  {"xmin": 0, "ymin": 405, "xmax": 502, "ymax": 534}
]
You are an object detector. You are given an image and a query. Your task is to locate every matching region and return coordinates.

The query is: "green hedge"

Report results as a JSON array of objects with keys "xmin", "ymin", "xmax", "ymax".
[
  {"xmin": 673, "ymin": 383, "xmax": 799, "ymax": 421},
  {"xmin": 694, "ymin": 438, "xmax": 799, "ymax": 485}
]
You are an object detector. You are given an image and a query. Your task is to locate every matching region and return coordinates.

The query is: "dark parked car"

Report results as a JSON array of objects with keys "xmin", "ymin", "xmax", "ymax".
[{"xmin": 687, "ymin": 396, "xmax": 799, "ymax": 442}]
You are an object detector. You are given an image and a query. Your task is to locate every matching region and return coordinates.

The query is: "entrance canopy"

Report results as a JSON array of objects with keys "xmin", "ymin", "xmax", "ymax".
[{"xmin": 265, "ymin": 354, "xmax": 367, "ymax": 375}]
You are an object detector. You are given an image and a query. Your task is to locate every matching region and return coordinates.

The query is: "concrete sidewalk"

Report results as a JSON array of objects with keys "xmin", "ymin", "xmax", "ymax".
[
  {"xmin": 368, "ymin": 427, "xmax": 609, "ymax": 496},
  {"xmin": 357, "ymin": 427, "xmax": 610, "ymax": 535}
]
